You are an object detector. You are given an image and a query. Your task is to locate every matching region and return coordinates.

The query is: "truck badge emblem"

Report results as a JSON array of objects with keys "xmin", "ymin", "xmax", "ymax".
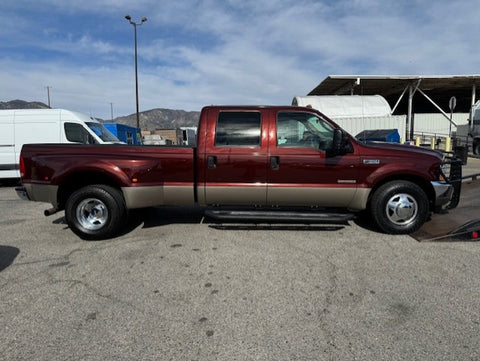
[{"xmin": 363, "ymin": 159, "xmax": 380, "ymax": 165}]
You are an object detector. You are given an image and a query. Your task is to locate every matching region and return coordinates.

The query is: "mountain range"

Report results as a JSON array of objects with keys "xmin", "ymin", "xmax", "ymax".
[
  {"xmin": 0, "ymin": 100, "xmax": 200, "ymax": 130},
  {"xmin": 0, "ymin": 100, "xmax": 51, "ymax": 110},
  {"xmin": 114, "ymin": 108, "xmax": 200, "ymax": 130}
]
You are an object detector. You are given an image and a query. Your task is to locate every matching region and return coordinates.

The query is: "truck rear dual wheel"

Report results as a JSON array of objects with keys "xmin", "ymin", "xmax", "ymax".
[
  {"xmin": 370, "ymin": 181, "xmax": 429, "ymax": 235},
  {"xmin": 65, "ymin": 185, "xmax": 126, "ymax": 240}
]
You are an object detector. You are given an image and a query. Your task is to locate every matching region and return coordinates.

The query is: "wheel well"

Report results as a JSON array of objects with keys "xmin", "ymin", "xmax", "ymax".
[
  {"xmin": 57, "ymin": 172, "xmax": 122, "ymax": 210},
  {"xmin": 367, "ymin": 175, "xmax": 435, "ymax": 210}
]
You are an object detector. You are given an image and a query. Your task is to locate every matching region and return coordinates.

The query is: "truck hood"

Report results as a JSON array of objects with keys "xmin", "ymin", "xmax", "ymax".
[{"xmin": 360, "ymin": 141, "xmax": 444, "ymax": 161}]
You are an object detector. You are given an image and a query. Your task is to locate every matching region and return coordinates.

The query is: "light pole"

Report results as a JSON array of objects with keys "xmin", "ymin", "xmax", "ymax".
[{"xmin": 125, "ymin": 14, "xmax": 147, "ymax": 129}]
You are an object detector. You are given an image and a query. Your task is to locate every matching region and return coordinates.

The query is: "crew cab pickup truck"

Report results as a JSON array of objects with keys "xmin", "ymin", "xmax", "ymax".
[{"xmin": 16, "ymin": 106, "xmax": 462, "ymax": 239}]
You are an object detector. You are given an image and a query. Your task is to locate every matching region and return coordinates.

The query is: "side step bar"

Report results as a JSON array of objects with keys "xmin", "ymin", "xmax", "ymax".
[{"xmin": 205, "ymin": 209, "xmax": 355, "ymax": 225}]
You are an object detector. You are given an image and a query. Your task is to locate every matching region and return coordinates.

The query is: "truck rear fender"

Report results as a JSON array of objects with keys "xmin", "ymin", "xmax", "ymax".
[{"xmin": 56, "ymin": 167, "xmax": 130, "ymax": 210}]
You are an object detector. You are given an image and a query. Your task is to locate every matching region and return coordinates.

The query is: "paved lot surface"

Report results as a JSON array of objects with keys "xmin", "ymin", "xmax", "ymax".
[
  {"xmin": 1, "ymin": 185, "xmax": 480, "ymax": 360},
  {"xmin": 411, "ymin": 156, "xmax": 480, "ymax": 241},
  {"xmin": 413, "ymin": 178, "xmax": 480, "ymax": 241},
  {"xmin": 462, "ymin": 156, "xmax": 480, "ymax": 180}
]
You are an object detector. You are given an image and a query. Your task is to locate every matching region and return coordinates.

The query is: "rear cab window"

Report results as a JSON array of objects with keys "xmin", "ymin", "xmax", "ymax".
[{"xmin": 215, "ymin": 112, "xmax": 261, "ymax": 147}]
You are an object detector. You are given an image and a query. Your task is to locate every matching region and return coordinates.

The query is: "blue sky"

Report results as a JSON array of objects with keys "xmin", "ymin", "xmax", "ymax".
[{"xmin": 1, "ymin": 0, "xmax": 479, "ymax": 119}]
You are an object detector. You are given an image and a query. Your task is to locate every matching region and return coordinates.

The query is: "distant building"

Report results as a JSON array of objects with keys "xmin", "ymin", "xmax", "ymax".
[
  {"xmin": 154, "ymin": 129, "xmax": 184, "ymax": 145},
  {"xmin": 142, "ymin": 132, "xmax": 167, "ymax": 145},
  {"xmin": 180, "ymin": 127, "xmax": 197, "ymax": 146},
  {"xmin": 103, "ymin": 123, "xmax": 142, "ymax": 145}
]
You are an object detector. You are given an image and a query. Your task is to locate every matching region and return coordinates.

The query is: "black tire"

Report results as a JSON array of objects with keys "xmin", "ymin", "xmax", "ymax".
[
  {"xmin": 369, "ymin": 181, "xmax": 429, "ymax": 234},
  {"xmin": 65, "ymin": 185, "xmax": 126, "ymax": 240}
]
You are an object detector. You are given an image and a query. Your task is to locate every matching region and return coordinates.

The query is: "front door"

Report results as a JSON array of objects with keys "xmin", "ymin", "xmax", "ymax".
[{"xmin": 267, "ymin": 111, "xmax": 358, "ymax": 207}]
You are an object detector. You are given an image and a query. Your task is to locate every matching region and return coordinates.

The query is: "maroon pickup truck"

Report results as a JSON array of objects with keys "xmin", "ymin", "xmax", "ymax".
[{"xmin": 16, "ymin": 106, "xmax": 461, "ymax": 239}]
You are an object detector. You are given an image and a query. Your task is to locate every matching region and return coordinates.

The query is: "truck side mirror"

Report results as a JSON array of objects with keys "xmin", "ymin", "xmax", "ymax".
[{"xmin": 327, "ymin": 128, "xmax": 350, "ymax": 157}]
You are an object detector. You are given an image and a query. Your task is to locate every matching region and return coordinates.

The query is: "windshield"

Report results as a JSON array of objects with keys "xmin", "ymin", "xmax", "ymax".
[{"xmin": 86, "ymin": 122, "xmax": 121, "ymax": 142}]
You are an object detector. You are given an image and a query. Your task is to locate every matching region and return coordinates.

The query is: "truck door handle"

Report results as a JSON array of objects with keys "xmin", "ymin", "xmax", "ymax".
[
  {"xmin": 207, "ymin": 155, "xmax": 217, "ymax": 169},
  {"xmin": 270, "ymin": 156, "xmax": 280, "ymax": 169}
]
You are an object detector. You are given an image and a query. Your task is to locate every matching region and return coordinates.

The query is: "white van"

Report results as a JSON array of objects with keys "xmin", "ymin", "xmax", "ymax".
[{"xmin": 0, "ymin": 109, "xmax": 121, "ymax": 179}]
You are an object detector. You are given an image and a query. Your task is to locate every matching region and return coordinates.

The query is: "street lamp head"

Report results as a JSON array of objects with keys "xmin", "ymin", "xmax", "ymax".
[
  {"xmin": 125, "ymin": 14, "xmax": 131, "ymax": 21},
  {"xmin": 141, "ymin": 17, "xmax": 147, "ymax": 23}
]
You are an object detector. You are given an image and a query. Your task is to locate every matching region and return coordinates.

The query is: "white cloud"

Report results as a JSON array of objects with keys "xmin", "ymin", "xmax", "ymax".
[
  {"xmin": 2, "ymin": 0, "xmax": 480, "ymax": 120},
  {"xmin": 0, "ymin": 60, "xmax": 133, "ymax": 117}
]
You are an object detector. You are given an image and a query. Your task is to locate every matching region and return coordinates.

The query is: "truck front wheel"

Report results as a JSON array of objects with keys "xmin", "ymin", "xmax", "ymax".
[
  {"xmin": 65, "ymin": 185, "xmax": 126, "ymax": 240},
  {"xmin": 370, "ymin": 181, "xmax": 429, "ymax": 234}
]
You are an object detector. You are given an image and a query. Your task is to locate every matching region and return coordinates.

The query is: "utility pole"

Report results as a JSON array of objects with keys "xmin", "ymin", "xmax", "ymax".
[
  {"xmin": 45, "ymin": 86, "xmax": 51, "ymax": 108},
  {"xmin": 110, "ymin": 102, "xmax": 114, "ymax": 121}
]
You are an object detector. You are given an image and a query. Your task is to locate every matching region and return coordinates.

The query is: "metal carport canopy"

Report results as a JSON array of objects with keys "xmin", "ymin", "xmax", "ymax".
[
  {"xmin": 308, "ymin": 75, "xmax": 480, "ymax": 139},
  {"xmin": 309, "ymin": 75, "xmax": 480, "ymax": 99}
]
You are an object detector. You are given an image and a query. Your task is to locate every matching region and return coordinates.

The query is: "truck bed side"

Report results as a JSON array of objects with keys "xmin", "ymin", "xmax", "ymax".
[{"xmin": 20, "ymin": 143, "xmax": 196, "ymax": 209}]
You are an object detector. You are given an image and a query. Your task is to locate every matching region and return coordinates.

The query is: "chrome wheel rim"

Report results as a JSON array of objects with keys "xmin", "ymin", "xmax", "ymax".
[
  {"xmin": 76, "ymin": 198, "xmax": 109, "ymax": 231},
  {"xmin": 385, "ymin": 193, "xmax": 418, "ymax": 226}
]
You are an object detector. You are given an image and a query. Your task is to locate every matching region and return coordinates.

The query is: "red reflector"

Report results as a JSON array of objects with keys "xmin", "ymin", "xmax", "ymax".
[
  {"xmin": 19, "ymin": 156, "xmax": 25, "ymax": 178},
  {"xmin": 472, "ymin": 231, "xmax": 478, "ymax": 239}
]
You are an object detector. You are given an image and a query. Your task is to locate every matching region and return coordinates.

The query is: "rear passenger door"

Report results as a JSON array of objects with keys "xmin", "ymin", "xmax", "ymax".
[{"xmin": 203, "ymin": 109, "xmax": 268, "ymax": 205}]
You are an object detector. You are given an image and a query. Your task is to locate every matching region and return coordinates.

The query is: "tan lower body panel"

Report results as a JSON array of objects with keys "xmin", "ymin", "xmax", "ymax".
[
  {"xmin": 25, "ymin": 183, "xmax": 59, "ymax": 206},
  {"xmin": 26, "ymin": 183, "xmax": 370, "ymax": 211},
  {"xmin": 26, "ymin": 182, "xmax": 370, "ymax": 211},
  {"xmin": 122, "ymin": 185, "xmax": 194, "ymax": 209},
  {"xmin": 348, "ymin": 188, "xmax": 370, "ymax": 210},
  {"xmin": 268, "ymin": 187, "xmax": 370, "ymax": 209},
  {"xmin": 199, "ymin": 185, "xmax": 371, "ymax": 210},
  {"xmin": 202, "ymin": 185, "xmax": 267, "ymax": 205}
]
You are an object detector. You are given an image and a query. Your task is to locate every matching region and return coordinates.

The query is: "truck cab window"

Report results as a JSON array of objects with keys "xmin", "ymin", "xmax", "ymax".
[
  {"xmin": 215, "ymin": 112, "xmax": 261, "ymax": 147},
  {"xmin": 277, "ymin": 112, "xmax": 334, "ymax": 150},
  {"xmin": 64, "ymin": 123, "xmax": 97, "ymax": 144}
]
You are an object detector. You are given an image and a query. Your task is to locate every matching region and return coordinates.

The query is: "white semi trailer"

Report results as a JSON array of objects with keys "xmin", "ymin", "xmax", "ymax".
[{"xmin": 456, "ymin": 100, "xmax": 480, "ymax": 155}]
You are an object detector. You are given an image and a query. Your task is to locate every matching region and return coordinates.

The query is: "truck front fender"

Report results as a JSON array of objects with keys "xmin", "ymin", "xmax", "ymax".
[{"xmin": 363, "ymin": 161, "xmax": 435, "ymax": 188}]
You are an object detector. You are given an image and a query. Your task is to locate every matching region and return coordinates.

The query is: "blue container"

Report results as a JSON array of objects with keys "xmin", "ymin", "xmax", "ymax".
[
  {"xmin": 104, "ymin": 123, "xmax": 142, "ymax": 145},
  {"xmin": 355, "ymin": 129, "xmax": 400, "ymax": 143}
]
